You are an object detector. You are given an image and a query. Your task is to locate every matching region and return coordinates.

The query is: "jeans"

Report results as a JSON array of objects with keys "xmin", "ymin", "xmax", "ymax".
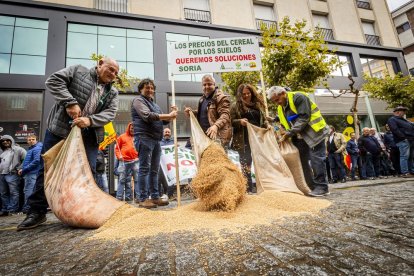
[
  {"xmin": 328, "ymin": 152, "xmax": 346, "ymax": 181},
  {"xmin": 135, "ymin": 137, "xmax": 161, "ymax": 201},
  {"xmin": 361, "ymin": 153, "xmax": 380, "ymax": 178},
  {"xmin": 238, "ymin": 144, "xmax": 255, "ymax": 192},
  {"xmin": 292, "ymin": 138, "xmax": 328, "ymax": 191},
  {"xmin": 96, "ymin": 172, "xmax": 109, "ymax": 193},
  {"xmin": 27, "ymin": 128, "xmax": 98, "ymax": 214},
  {"xmin": 22, "ymin": 173, "xmax": 37, "ymax": 212},
  {"xmin": 116, "ymin": 160, "xmax": 139, "ymax": 200},
  {"xmin": 396, "ymin": 139, "xmax": 414, "ymax": 174},
  {"xmin": 350, "ymin": 155, "xmax": 359, "ymax": 179},
  {"xmin": 0, "ymin": 174, "xmax": 21, "ymax": 212}
]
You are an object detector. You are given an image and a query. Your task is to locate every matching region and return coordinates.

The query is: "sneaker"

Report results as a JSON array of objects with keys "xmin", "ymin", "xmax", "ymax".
[
  {"xmin": 0, "ymin": 211, "xmax": 9, "ymax": 217},
  {"xmin": 138, "ymin": 199, "xmax": 157, "ymax": 209},
  {"xmin": 9, "ymin": 212, "xmax": 24, "ymax": 216},
  {"xmin": 16, "ymin": 213, "xmax": 47, "ymax": 231},
  {"xmin": 309, "ymin": 188, "xmax": 330, "ymax": 197},
  {"xmin": 402, "ymin": 173, "xmax": 414, "ymax": 178},
  {"xmin": 160, "ymin": 194, "xmax": 169, "ymax": 200},
  {"xmin": 152, "ymin": 198, "xmax": 169, "ymax": 206},
  {"xmin": 340, "ymin": 178, "xmax": 346, "ymax": 183},
  {"xmin": 369, "ymin": 177, "xmax": 375, "ymax": 180}
]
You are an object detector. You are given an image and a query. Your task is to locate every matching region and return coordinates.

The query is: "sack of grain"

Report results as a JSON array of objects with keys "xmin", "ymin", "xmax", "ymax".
[
  {"xmin": 189, "ymin": 112, "xmax": 246, "ymax": 211},
  {"xmin": 43, "ymin": 126, "xmax": 124, "ymax": 228},
  {"xmin": 246, "ymin": 123, "xmax": 303, "ymax": 195},
  {"xmin": 278, "ymin": 141, "xmax": 311, "ymax": 195}
]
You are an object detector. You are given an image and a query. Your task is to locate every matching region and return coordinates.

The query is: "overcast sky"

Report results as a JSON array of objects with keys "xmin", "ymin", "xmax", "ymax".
[{"xmin": 387, "ymin": 0, "xmax": 412, "ymax": 11}]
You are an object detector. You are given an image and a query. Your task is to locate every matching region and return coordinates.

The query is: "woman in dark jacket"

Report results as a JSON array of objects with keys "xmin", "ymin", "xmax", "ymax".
[{"xmin": 230, "ymin": 84, "xmax": 268, "ymax": 193}]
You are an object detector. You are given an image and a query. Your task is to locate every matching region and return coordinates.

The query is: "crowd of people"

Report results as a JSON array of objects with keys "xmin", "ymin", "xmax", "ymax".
[{"xmin": 0, "ymin": 57, "xmax": 411, "ymax": 231}]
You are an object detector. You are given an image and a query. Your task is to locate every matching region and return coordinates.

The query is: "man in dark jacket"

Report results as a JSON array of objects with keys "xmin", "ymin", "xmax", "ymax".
[
  {"xmin": 19, "ymin": 135, "xmax": 43, "ymax": 213},
  {"xmin": 387, "ymin": 106, "xmax": 414, "ymax": 178},
  {"xmin": 383, "ymin": 124, "xmax": 400, "ymax": 175},
  {"xmin": 358, "ymin": 127, "xmax": 382, "ymax": 180},
  {"xmin": 17, "ymin": 58, "xmax": 119, "ymax": 231}
]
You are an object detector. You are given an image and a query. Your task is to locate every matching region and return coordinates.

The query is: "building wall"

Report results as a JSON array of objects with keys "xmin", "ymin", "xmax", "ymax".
[
  {"xmin": 275, "ymin": 0, "xmax": 312, "ymax": 25},
  {"xmin": 371, "ymin": 0, "xmax": 400, "ymax": 47},
  {"xmin": 211, "ymin": 0, "xmax": 255, "ymax": 29},
  {"xmin": 35, "ymin": 0, "xmax": 93, "ymax": 9},
  {"xmin": 327, "ymin": 0, "xmax": 365, "ymax": 43},
  {"xmin": 130, "ymin": 0, "xmax": 182, "ymax": 20}
]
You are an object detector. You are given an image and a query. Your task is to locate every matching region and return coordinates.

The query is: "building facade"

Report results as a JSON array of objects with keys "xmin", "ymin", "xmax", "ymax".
[
  {"xmin": 0, "ymin": 0, "xmax": 407, "ymax": 144},
  {"xmin": 392, "ymin": 0, "xmax": 414, "ymax": 75}
]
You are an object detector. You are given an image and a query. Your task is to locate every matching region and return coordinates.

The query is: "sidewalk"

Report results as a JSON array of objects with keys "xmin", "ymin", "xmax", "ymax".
[{"xmin": 0, "ymin": 178, "xmax": 413, "ymax": 275}]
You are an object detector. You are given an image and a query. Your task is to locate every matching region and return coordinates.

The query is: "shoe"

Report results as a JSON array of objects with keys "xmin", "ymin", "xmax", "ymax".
[
  {"xmin": 160, "ymin": 194, "xmax": 169, "ymax": 200},
  {"xmin": 138, "ymin": 199, "xmax": 157, "ymax": 209},
  {"xmin": 369, "ymin": 177, "xmax": 375, "ymax": 180},
  {"xmin": 332, "ymin": 180, "xmax": 338, "ymax": 184},
  {"xmin": 16, "ymin": 213, "xmax": 47, "ymax": 231},
  {"xmin": 0, "ymin": 211, "xmax": 9, "ymax": 217},
  {"xmin": 340, "ymin": 178, "xmax": 346, "ymax": 183},
  {"xmin": 152, "ymin": 198, "xmax": 169, "ymax": 206},
  {"xmin": 402, "ymin": 173, "xmax": 414, "ymax": 178},
  {"xmin": 309, "ymin": 188, "xmax": 330, "ymax": 197},
  {"xmin": 124, "ymin": 198, "xmax": 132, "ymax": 201},
  {"xmin": 351, "ymin": 178, "xmax": 357, "ymax": 181}
]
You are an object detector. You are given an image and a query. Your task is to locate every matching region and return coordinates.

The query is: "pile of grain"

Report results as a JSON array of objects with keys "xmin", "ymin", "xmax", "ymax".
[
  {"xmin": 190, "ymin": 143, "xmax": 246, "ymax": 211},
  {"xmin": 91, "ymin": 191, "xmax": 331, "ymax": 241}
]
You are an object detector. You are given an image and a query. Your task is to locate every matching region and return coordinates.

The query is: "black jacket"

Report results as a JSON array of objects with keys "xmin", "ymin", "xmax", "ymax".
[{"xmin": 387, "ymin": 116, "xmax": 414, "ymax": 143}]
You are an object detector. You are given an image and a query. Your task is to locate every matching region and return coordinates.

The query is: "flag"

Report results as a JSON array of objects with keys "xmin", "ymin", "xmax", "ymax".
[{"xmin": 99, "ymin": 122, "xmax": 117, "ymax": 150}]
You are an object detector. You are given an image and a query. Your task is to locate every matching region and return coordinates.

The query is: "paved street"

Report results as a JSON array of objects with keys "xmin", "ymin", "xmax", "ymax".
[{"xmin": 0, "ymin": 178, "xmax": 413, "ymax": 275}]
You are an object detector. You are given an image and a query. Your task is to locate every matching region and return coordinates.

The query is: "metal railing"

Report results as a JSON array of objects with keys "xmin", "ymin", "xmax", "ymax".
[
  {"xmin": 94, "ymin": 0, "xmax": 128, "ymax": 13},
  {"xmin": 356, "ymin": 0, "xmax": 371, "ymax": 9},
  {"xmin": 255, "ymin": 19, "xmax": 277, "ymax": 30},
  {"xmin": 184, "ymin": 8, "xmax": 211, "ymax": 23},
  {"xmin": 316, "ymin": 27, "xmax": 335, "ymax": 41},
  {"xmin": 365, "ymin": 34, "xmax": 381, "ymax": 46}
]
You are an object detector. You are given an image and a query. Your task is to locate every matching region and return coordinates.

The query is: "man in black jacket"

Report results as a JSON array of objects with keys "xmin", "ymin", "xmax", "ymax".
[
  {"xmin": 358, "ymin": 127, "xmax": 382, "ymax": 180},
  {"xmin": 17, "ymin": 58, "xmax": 119, "ymax": 231},
  {"xmin": 387, "ymin": 106, "xmax": 414, "ymax": 178}
]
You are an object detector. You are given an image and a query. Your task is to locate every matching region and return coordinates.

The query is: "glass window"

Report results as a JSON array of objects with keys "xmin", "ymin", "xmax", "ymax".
[
  {"xmin": 0, "ymin": 25, "xmax": 14, "ymax": 53},
  {"xmin": 396, "ymin": 22, "xmax": 411, "ymax": 34},
  {"xmin": 360, "ymin": 56, "xmax": 397, "ymax": 78},
  {"xmin": 329, "ymin": 54, "xmax": 353, "ymax": 77},
  {"xmin": 13, "ymin": 27, "xmax": 48, "ymax": 55},
  {"xmin": 362, "ymin": 22, "xmax": 376, "ymax": 35},
  {"xmin": 67, "ymin": 23, "xmax": 154, "ymax": 81},
  {"xmin": 313, "ymin": 14, "xmax": 330, "ymax": 29},
  {"xmin": 10, "ymin": 55, "xmax": 46, "ymax": 75},
  {"xmin": 67, "ymin": 32, "xmax": 98, "ymax": 59},
  {"xmin": 98, "ymin": 35, "xmax": 126, "ymax": 61},
  {"xmin": 0, "ymin": 91, "xmax": 43, "ymax": 145},
  {"xmin": 0, "ymin": 16, "xmax": 48, "ymax": 75},
  {"xmin": 113, "ymin": 94, "xmax": 137, "ymax": 135},
  {"xmin": 0, "ymin": 54, "xmax": 10, "ymax": 73},
  {"xmin": 166, "ymin": 32, "xmax": 210, "ymax": 82},
  {"xmin": 254, "ymin": 4, "xmax": 275, "ymax": 20},
  {"xmin": 183, "ymin": 0, "xmax": 209, "ymax": 11},
  {"xmin": 171, "ymin": 95, "xmax": 201, "ymax": 137}
]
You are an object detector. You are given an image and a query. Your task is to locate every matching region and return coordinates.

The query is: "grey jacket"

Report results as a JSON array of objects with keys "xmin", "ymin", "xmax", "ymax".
[
  {"xmin": 45, "ymin": 65, "xmax": 119, "ymax": 143},
  {"xmin": 0, "ymin": 135, "xmax": 26, "ymax": 174},
  {"xmin": 284, "ymin": 93, "xmax": 329, "ymax": 148}
]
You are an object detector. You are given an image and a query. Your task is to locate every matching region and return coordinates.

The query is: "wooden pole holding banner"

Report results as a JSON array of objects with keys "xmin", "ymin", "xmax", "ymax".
[
  {"xmin": 260, "ymin": 70, "xmax": 269, "ymax": 118},
  {"xmin": 171, "ymin": 74, "xmax": 181, "ymax": 206}
]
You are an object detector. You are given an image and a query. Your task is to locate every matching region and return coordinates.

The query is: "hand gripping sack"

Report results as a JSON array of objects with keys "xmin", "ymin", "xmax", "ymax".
[
  {"xmin": 43, "ymin": 126, "xmax": 124, "ymax": 228},
  {"xmin": 246, "ymin": 123, "xmax": 303, "ymax": 195},
  {"xmin": 278, "ymin": 141, "xmax": 311, "ymax": 195}
]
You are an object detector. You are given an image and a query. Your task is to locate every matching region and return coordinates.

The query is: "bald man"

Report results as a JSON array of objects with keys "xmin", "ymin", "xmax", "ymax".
[{"xmin": 17, "ymin": 58, "xmax": 119, "ymax": 231}]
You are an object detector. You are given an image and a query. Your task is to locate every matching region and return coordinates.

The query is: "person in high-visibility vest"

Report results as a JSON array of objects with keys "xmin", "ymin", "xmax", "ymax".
[{"xmin": 267, "ymin": 86, "xmax": 330, "ymax": 197}]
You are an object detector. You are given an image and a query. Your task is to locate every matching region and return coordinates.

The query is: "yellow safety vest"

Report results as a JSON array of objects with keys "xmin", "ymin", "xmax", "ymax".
[{"xmin": 278, "ymin": 92, "xmax": 326, "ymax": 132}]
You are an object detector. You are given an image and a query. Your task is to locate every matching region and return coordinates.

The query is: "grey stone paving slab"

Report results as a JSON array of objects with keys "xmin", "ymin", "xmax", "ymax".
[{"xmin": 0, "ymin": 179, "xmax": 413, "ymax": 275}]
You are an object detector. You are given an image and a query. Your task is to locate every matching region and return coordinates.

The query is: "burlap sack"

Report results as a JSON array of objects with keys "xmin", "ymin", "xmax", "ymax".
[
  {"xmin": 190, "ymin": 111, "xmax": 213, "ymax": 166},
  {"xmin": 43, "ymin": 126, "xmax": 124, "ymax": 228},
  {"xmin": 278, "ymin": 141, "xmax": 311, "ymax": 195},
  {"xmin": 246, "ymin": 123, "xmax": 303, "ymax": 195}
]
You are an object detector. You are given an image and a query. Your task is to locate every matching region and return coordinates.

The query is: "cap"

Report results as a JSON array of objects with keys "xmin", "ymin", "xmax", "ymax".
[{"xmin": 393, "ymin": 106, "xmax": 408, "ymax": 112}]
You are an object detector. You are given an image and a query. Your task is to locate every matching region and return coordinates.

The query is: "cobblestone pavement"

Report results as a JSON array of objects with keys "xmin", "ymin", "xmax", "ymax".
[{"xmin": 0, "ymin": 178, "xmax": 413, "ymax": 275}]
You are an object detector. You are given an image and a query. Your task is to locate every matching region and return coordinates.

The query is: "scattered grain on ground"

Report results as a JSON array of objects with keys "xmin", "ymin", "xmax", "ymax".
[{"xmin": 91, "ymin": 191, "xmax": 331, "ymax": 241}]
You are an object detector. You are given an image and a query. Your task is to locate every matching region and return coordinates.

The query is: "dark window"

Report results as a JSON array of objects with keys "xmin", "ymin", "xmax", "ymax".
[
  {"xmin": 396, "ymin": 22, "xmax": 411, "ymax": 34},
  {"xmin": 356, "ymin": 0, "xmax": 371, "ymax": 10}
]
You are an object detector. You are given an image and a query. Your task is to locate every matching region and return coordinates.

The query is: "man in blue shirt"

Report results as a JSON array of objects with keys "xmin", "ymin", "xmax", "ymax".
[{"xmin": 346, "ymin": 132, "xmax": 359, "ymax": 181}]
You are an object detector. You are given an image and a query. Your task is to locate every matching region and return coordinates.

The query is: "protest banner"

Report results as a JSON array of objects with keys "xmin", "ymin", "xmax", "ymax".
[
  {"xmin": 160, "ymin": 146, "xmax": 255, "ymax": 186},
  {"xmin": 169, "ymin": 36, "xmax": 262, "ymax": 75}
]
